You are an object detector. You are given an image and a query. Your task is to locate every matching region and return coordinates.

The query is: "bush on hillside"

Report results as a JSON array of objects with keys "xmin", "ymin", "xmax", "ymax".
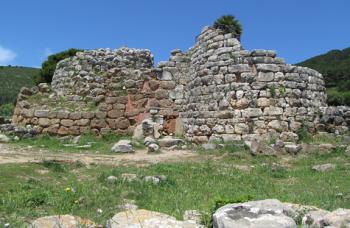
[
  {"xmin": 327, "ymin": 87, "xmax": 350, "ymax": 106},
  {"xmin": 213, "ymin": 15, "xmax": 243, "ymax": 40},
  {"xmin": 0, "ymin": 103, "xmax": 14, "ymax": 117},
  {"xmin": 35, "ymin": 48, "xmax": 83, "ymax": 84},
  {"xmin": 0, "ymin": 67, "xmax": 37, "ymax": 105}
]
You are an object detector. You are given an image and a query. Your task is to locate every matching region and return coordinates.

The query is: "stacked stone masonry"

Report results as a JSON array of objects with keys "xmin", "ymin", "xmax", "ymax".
[{"xmin": 12, "ymin": 26, "xmax": 349, "ymax": 140}]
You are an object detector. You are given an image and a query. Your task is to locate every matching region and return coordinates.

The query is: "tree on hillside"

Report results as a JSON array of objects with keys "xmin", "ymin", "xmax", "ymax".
[
  {"xmin": 213, "ymin": 15, "xmax": 243, "ymax": 40},
  {"xmin": 35, "ymin": 48, "xmax": 83, "ymax": 84}
]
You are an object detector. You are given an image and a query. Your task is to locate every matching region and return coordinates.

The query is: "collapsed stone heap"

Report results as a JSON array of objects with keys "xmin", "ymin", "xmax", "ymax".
[{"xmin": 12, "ymin": 26, "xmax": 349, "ymax": 141}]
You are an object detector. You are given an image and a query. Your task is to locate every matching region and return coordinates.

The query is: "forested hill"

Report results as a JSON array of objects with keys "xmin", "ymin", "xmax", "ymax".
[
  {"xmin": 0, "ymin": 66, "xmax": 38, "ymax": 105},
  {"xmin": 297, "ymin": 48, "xmax": 350, "ymax": 106}
]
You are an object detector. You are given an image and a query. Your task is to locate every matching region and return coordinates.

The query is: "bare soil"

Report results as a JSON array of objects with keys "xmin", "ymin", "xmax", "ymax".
[{"xmin": 0, "ymin": 143, "xmax": 201, "ymax": 166}]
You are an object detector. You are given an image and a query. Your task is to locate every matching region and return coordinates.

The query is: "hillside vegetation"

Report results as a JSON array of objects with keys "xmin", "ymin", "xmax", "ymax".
[
  {"xmin": 0, "ymin": 66, "xmax": 39, "ymax": 117},
  {"xmin": 298, "ymin": 48, "xmax": 350, "ymax": 106}
]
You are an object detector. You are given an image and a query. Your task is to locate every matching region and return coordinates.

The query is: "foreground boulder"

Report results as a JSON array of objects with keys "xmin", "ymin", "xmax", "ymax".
[
  {"xmin": 106, "ymin": 209, "xmax": 201, "ymax": 228},
  {"xmin": 29, "ymin": 215, "xmax": 96, "ymax": 228},
  {"xmin": 111, "ymin": 140, "xmax": 134, "ymax": 153},
  {"xmin": 0, "ymin": 134, "xmax": 10, "ymax": 143},
  {"xmin": 213, "ymin": 199, "xmax": 297, "ymax": 228},
  {"xmin": 302, "ymin": 208, "xmax": 350, "ymax": 227}
]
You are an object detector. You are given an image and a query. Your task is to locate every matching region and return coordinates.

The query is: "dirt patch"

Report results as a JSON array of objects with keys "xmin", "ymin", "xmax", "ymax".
[{"xmin": 0, "ymin": 143, "xmax": 201, "ymax": 166}]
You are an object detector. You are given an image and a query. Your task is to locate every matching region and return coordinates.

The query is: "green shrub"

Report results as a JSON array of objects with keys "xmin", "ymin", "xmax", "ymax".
[
  {"xmin": 327, "ymin": 87, "xmax": 350, "ymax": 106},
  {"xmin": 213, "ymin": 15, "xmax": 243, "ymax": 40},
  {"xmin": 35, "ymin": 48, "xmax": 83, "ymax": 84},
  {"xmin": 297, "ymin": 125, "xmax": 312, "ymax": 143},
  {"xmin": 279, "ymin": 86, "xmax": 286, "ymax": 95},
  {"xmin": 269, "ymin": 85, "xmax": 276, "ymax": 97},
  {"xmin": 0, "ymin": 103, "xmax": 14, "ymax": 117}
]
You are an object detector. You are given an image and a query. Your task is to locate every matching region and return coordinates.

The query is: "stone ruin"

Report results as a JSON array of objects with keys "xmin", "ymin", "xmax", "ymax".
[{"xmin": 11, "ymin": 25, "xmax": 350, "ymax": 143}]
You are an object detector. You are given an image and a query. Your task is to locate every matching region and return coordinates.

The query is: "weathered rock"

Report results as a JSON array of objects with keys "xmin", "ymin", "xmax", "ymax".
[
  {"xmin": 111, "ymin": 140, "xmax": 134, "ymax": 153},
  {"xmin": 244, "ymin": 139, "xmax": 276, "ymax": 155},
  {"xmin": 117, "ymin": 199, "xmax": 139, "ymax": 211},
  {"xmin": 106, "ymin": 209, "xmax": 200, "ymax": 228},
  {"xmin": 312, "ymin": 163, "xmax": 336, "ymax": 172},
  {"xmin": 346, "ymin": 145, "xmax": 350, "ymax": 156},
  {"xmin": 37, "ymin": 83, "xmax": 50, "ymax": 93},
  {"xmin": 132, "ymin": 124, "xmax": 143, "ymax": 140},
  {"xmin": 284, "ymin": 144, "xmax": 302, "ymax": 154},
  {"xmin": 183, "ymin": 210, "xmax": 203, "ymax": 225},
  {"xmin": 158, "ymin": 136, "xmax": 185, "ymax": 148},
  {"xmin": 143, "ymin": 175, "xmax": 166, "ymax": 184},
  {"xmin": 302, "ymin": 208, "xmax": 350, "ymax": 228},
  {"xmin": 107, "ymin": 175, "xmax": 118, "ymax": 183},
  {"xmin": 322, "ymin": 208, "xmax": 350, "ymax": 227},
  {"xmin": 202, "ymin": 143, "xmax": 217, "ymax": 150},
  {"xmin": 144, "ymin": 136, "xmax": 156, "ymax": 146},
  {"xmin": 34, "ymin": 110, "xmax": 49, "ymax": 118},
  {"xmin": 0, "ymin": 134, "xmax": 10, "ymax": 143},
  {"xmin": 148, "ymin": 143, "xmax": 160, "ymax": 153},
  {"xmin": 121, "ymin": 173, "xmax": 138, "ymax": 182},
  {"xmin": 213, "ymin": 199, "xmax": 297, "ymax": 228},
  {"xmin": 29, "ymin": 215, "xmax": 96, "ymax": 228},
  {"xmin": 302, "ymin": 209, "xmax": 330, "ymax": 227}
]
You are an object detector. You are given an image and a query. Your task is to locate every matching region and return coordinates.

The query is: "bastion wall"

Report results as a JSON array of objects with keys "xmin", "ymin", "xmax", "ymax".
[{"xmin": 11, "ymin": 26, "xmax": 350, "ymax": 141}]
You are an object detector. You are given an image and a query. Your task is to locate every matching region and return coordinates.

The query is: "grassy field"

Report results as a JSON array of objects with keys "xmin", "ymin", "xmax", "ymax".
[{"xmin": 0, "ymin": 144, "xmax": 349, "ymax": 227}]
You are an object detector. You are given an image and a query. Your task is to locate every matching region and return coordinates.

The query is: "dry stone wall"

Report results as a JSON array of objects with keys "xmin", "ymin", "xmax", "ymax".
[
  {"xmin": 179, "ymin": 27, "xmax": 328, "ymax": 143},
  {"xmin": 12, "ymin": 48, "xmax": 180, "ymax": 136},
  {"xmin": 11, "ymin": 26, "xmax": 349, "ymax": 140}
]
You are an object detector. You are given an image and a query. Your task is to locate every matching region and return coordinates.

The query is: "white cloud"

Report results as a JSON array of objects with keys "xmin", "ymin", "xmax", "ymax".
[{"xmin": 0, "ymin": 45, "xmax": 16, "ymax": 65}]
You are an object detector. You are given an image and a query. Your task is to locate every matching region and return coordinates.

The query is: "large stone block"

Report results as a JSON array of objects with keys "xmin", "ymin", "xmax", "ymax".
[
  {"xmin": 264, "ymin": 107, "xmax": 283, "ymax": 116},
  {"xmin": 38, "ymin": 118, "xmax": 50, "ymax": 127},
  {"xmin": 34, "ymin": 110, "xmax": 49, "ymax": 118},
  {"xmin": 75, "ymin": 119, "xmax": 90, "ymax": 126},
  {"xmin": 69, "ymin": 112, "xmax": 82, "ymax": 120},
  {"xmin": 242, "ymin": 108, "xmax": 263, "ymax": 118},
  {"xmin": 91, "ymin": 119, "xmax": 107, "ymax": 129},
  {"xmin": 234, "ymin": 123, "xmax": 250, "ymax": 134},
  {"xmin": 107, "ymin": 110, "xmax": 123, "ymax": 118},
  {"xmin": 257, "ymin": 72, "xmax": 275, "ymax": 82},
  {"xmin": 61, "ymin": 119, "xmax": 74, "ymax": 127},
  {"xmin": 57, "ymin": 111, "xmax": 69, "ymax": 119}
]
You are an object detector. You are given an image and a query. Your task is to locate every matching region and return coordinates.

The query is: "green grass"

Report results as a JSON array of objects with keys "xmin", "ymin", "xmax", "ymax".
[
  {"xmin": 0, "ymin": 66, "xmax": 39, "ymax": 106},
  {"xmin": 298, "ymin": 132, "xmax": 348, "ymax": 145},
  {"xmin": 0, "ymin": 148, "xmax": 350, "ymax": 227},
  {"xmin": 13, "ymin": 133, "xmax": 141, "ymax": 154}
]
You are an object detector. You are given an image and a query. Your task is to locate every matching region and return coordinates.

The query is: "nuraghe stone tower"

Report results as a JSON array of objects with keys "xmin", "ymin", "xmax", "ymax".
[{"xmin": 12, "ymin": 26, "xmax": 350, "ymax": 142}]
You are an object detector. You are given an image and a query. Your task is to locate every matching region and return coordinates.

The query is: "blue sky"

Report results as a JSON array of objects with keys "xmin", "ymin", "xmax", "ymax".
[{"xmin": 0, "ymin": 0, "xmax": 349, "ymax": 67}]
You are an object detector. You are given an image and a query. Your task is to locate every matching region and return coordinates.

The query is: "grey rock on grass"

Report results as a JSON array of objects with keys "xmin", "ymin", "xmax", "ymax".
[
  {"xmin": 213, "ymin": 199, "xmax": 297, "ymax": 228},
  {"xmin": 111, "ymin": 140, "xmax": 134, "ymax": 153},
  {"xmin": 158, "ymin": 136, "xmax": 185, "ymax": 148},
  {"xmin": 312, "ymin": 163, "xmax": 336, "ymax": 172},
  {"xmin": 106, "ymin": 209, "xmax": 200, "ymax": 228},
  {"xmin": 0, "ymin": 134, "xmax": 10, "ymax": 143}
]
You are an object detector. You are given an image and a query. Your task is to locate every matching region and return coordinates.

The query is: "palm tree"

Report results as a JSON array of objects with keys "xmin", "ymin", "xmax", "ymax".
[{"xmin": 213, "ymin": 15, "xmax": 243, "ymax": 41}]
